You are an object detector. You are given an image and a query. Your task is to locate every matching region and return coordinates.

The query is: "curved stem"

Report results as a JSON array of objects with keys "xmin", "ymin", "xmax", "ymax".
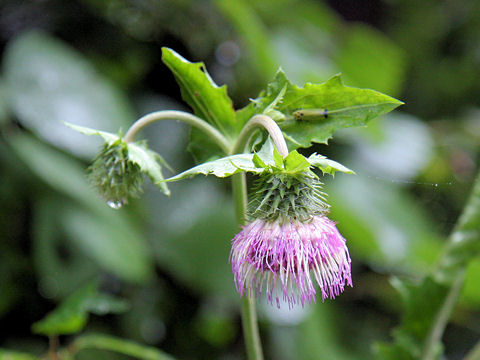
[
  {"xmin": 232, "ymin": 114, "xmax": 288, "ymax": 156},
  {"xmin": 124, "ymin": 110, "xmax": 231, "ymax": 154}
]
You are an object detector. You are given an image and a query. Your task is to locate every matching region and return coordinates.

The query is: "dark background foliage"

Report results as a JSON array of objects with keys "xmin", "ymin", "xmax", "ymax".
[{"xmin": 0, "ymin": 0, "xmax": 479, "ymax": 359}]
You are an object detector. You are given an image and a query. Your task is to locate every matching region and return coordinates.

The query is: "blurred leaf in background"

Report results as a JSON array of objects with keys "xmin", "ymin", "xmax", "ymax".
[
  {"xmin": 3, "ymin": 31, "xmax": 134, "ymax": 158},
  {"xmin": 32, "ymin": 281, "xmax": 128, "ymax": 336}
]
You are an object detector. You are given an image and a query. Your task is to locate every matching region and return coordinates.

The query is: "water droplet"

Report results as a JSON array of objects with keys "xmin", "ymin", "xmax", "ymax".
[{"xmin": 107, "ymin": 199, "xmax": 125, "ymax": 209}]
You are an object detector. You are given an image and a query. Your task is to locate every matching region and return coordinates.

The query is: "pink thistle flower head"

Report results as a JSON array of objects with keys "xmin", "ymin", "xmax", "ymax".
[{"xmin": 230, "ymin": 172, "xmax": 352, "ymax": 308}]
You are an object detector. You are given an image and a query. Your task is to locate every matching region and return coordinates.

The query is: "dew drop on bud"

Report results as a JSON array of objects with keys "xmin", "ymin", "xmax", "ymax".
[{"xmin": 107, "ymin": 199, "xmax": 126, "ymax": 209}]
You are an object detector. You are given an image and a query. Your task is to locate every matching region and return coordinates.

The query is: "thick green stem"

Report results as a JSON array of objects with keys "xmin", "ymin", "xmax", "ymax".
[
  {"xmin": 124, "ymin": 110, "xmax": 231, "ymax": 154},
  {"xmin": 232, "ymin": 173, "xmax": 264, "ymax": 360},
  {"xmin": 230, "ymin": 114, "xmax": 289, "ymax": 360}
]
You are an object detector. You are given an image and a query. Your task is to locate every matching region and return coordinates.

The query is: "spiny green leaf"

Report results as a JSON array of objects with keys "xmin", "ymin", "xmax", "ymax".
[
  {"xmin": 162, "ymin": 47, "xmax": 235, "ymax": 162},
  {"xmin": 167, "ymin": 141, "xmax": 353, "ymax": 181},
  {"xmin": 252, "ymin": 153, "xmax": 267, "ymax": 168},
  {"xmin": 65, "ymin": 122, "xmax": 120, "ymax": 144},
  {"xmin": 161, "ymin": 47, "xmax": 236, "ymax": 134},
  {"xmin": 255, "ymin": 137, "xmax": 276, "ymax": 167},
  {"xmin": 235, "ymin": 102, "xmax": 257, "ymax": 132},
  {"xmin": 32, "ymin": 281, "xmax": 128, "ymax": 336},
  {"xmin": 308, "ymin": 154, "xmax": 355, "ymax": 175},
  {"xmin": 273, "ymin": 147, "xmax": 284, "ymax": 168},
  {"xmin": 128, "ymin": 142, "xmax": 170, "ymax": 196},
  {"xmin": 284, "ymin": 150, "xmax": 311, "ymax": 173},
  {"xmin": 263, "ymin": 84, "xmax": 287, "ymax": 121},
  {"xmin": 166, "ymin": 154, "xmax": 263, "ymax": 181},
  {"xmin": 250, "ymin": 69, "xmax": 403, "ymax": 149}
]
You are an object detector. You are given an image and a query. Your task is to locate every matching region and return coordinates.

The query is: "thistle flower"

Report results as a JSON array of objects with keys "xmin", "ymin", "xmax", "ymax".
[
  {"xmin": 230, "ymin": 172, "xmax": 352, "ymax": 308},
  {"xmin": 163, "ymin": 138, "xmax": 354, "ymax": 307}
]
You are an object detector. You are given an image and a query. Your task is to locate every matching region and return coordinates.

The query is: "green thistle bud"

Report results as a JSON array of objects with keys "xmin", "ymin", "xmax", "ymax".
[
  {"xmin": 88, "ymin": 139, "xmax": 144, "ymax": 209},
  {"xmin": 247, "ymin": 171, "xmax": 329, "ymax": 223}
]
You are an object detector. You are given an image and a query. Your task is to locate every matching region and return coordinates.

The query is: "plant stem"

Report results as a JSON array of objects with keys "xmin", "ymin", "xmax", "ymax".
[
  {"xmin": 48, "ymin": 336, "xmax": 60, "ymax": 360},
  {"xmin": 230, "ymin": 114, "xmax": 289, "ymax": 360},
  {"xmin": 123, "ymin": 110, "xmax": 231, "ymax": 154},
  {"xmin": 232, "ymin": 173, "xmax": 264, "ymax": 360},
  {"xmin": 232, "ymin": 114, "xmax": 288, "ymax": 156},
  {"xmin": 421, "ymin": 272, "xmax": 465, "ymax": 360},
  {"xmin": 421, "ymin": 173, "xmax": 480, "ymax": 359},
  {"xmin": 69, "ymin": 334, "xmax": 175, "ymax": 360}
]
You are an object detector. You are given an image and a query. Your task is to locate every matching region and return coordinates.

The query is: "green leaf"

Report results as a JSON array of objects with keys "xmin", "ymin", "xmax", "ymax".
[
  {"xmin": 235, "ymin": 102, "xmax": 257, "ymax": 131},
  {"xmin": 32, "ymin": 281, "xmax": 128, "ymax": 336},
  {"xmin": 162, "ymin": 47, "xmax": 235, "ymax": 162},
  {"xmin": 252, "ymin": 153, "xmax": 267, "ymax": 168},
  {"xmin": 255, "ymin": 136, "xmax": 276, "ymax": 166},
  {"xmin": 166, "ymin": 154, "xmax": 262, "ymax": 181},
  {"xmin": 0, "ymin": 350, "xmax": 38, "ymax": 360},
  {"xmin": 65, "ymin": 122, "xmax": 119, "ymax": 144},
  {"xmin": 128, "ymin": 142, "xmax": 170, "ymax": 195},
  {"xmin": 283, "ymin": 150, "xmax": 310, "ymax": 173},
  {"xmin": 375, "ymin": 276, "xmax": 449, "ymax": 360},
  {"xmin": 167, "ymin": 137, "xmax": 353, "ymax": 181},
  {"xmin": 73, "ymin": 333, "xmax": 175, "ymax": 360},
  {"xmin": 377, "ymin": 173, "xmax": 480, "ymax": 359},
  {"xmin": 253, "ymin": 70, "xmax": 403, "ymax": 149},
  {"xmin": 161, "ymin": 47, "xmax": 236, "ymax": 134},
  {"xmin": 262, "ymin": 84, "xmax": 287, "ymax": 121},
  {"xmin": 273, "ymin": 147, "xmax": 284, "ymax": 168},
  {"xmin": 307, "ymin": 154, "xmax": 355, "ymax": 175},
  {"xmin": 3, "ymin": 30, "xmax": 133, "ymax": 158}
]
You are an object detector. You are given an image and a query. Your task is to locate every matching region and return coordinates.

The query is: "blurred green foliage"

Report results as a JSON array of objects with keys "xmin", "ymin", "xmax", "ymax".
[{"xmin": 0, "ymin": 0, "xmax": 479, "ymax": 359}]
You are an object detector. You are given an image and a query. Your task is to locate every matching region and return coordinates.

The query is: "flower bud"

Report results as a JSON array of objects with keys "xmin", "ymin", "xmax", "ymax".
[{"xmin": 87, "ymin": 140, "xmax": 144, "ymax": 209}]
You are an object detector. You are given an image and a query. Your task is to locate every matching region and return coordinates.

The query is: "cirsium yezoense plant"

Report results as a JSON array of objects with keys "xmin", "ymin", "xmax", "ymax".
[{"xmin": 68, "ymin": 47, "xmax": 403, "ymax": 360}]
